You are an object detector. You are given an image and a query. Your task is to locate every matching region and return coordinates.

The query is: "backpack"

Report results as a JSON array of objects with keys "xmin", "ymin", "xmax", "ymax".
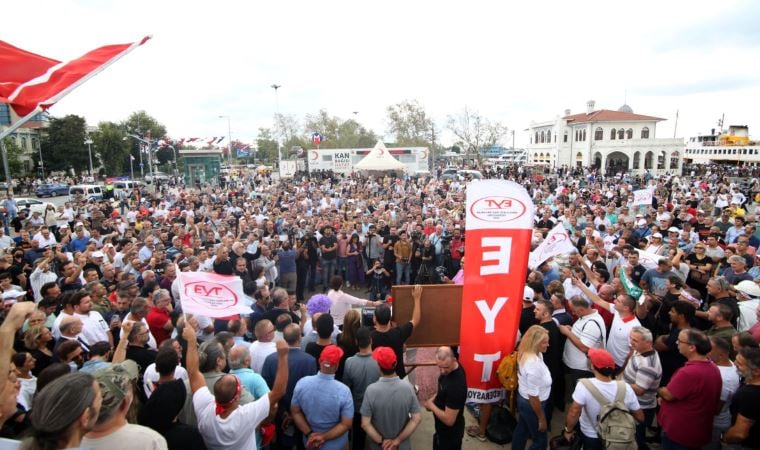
[
  {"xmin": 485, "ymin": 405, "xmax": 517, "ymax": 445},
  {"xmin": 579, "ymin": 379, "xmax": 636, "ymax": 450},
  {"xmin": 496, "ymin": 351, "xmax": 518, "ymax": 391}
]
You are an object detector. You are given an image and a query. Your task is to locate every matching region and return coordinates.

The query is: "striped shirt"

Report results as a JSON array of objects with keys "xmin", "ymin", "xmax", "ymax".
[{"xmin": 622, "ymin": 350, "xmax": 662, "ymax": 409}]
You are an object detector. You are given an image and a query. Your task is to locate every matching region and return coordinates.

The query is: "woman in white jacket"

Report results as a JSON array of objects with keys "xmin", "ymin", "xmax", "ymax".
[{"xmin": 511, "ymin": 325, "xmax": 552, "ymax": 450}]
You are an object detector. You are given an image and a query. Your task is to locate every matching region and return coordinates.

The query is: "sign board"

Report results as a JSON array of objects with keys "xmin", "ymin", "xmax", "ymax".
[
  {"xmin": 391, "ymin": 284, "xmax": 462, "ymax": 346},
  {"xmin": 333, "ymin": 151, "xmax": 351, "ymax": 173}
]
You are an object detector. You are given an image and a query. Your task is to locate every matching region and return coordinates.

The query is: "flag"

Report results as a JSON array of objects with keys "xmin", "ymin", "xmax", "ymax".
[
  {"xmin": 216, "ymin": 136, "xmax": 225, "ymax": 144},
  {"xmin": 206, "ymin": 137, "xmax": 217, "ymax": 146},
  {"xmin": 632, "ymin": 188, "xmax": 654, "ymax": 206},
  {"xmin": 0, "ymin": 36, "xmax": 151, "ymax": 117},
  {"xmin": 311, "ymin": 132, "xmax": 323, "ymax": 145},
  {"xmin": 178, "ymin": 272, "xmax": 253, "ymax": 318},
  {"xmin": 460, "ymin": 181, "xmax": 534, "ymax": 403},
  {"xmin": 528, "ymin": 223, "xmax": 575, "ymax": 269}
]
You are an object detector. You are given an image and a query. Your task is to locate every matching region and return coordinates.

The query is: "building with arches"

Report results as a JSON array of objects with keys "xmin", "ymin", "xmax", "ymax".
[{"xmin": 526, "ymin": 100, "xmax": 683, "ymax": 174}]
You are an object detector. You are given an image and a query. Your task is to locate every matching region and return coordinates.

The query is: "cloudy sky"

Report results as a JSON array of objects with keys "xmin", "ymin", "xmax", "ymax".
[{"xmin": 4, "ymin": 0, "xmax": 760, "ymax": 147}]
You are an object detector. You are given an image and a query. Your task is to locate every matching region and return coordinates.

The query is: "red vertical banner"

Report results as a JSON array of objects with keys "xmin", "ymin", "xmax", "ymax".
[{"xmin": 460, "ymin": 180, "xmax": 534, "ymax": 403}]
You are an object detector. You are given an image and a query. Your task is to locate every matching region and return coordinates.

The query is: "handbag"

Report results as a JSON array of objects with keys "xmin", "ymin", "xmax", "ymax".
[
  {"xmin": 550, "ymin": 432, "xmax": 582, "ymax": 450},
  {"xmin": 688, "ymin": 267, "xmax": 710, "ymax": 284}
]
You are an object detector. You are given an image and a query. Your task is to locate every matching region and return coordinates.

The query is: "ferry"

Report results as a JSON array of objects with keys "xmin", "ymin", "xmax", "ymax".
[{"xmin": 683, "ymin": 125, "xmax": 760, "ymax": 167}]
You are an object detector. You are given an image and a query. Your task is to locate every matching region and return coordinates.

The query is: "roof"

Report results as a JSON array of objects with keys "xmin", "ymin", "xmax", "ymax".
[{"xmin": 563, "ymin": 109, "xmax": 664, "ymax": 123}]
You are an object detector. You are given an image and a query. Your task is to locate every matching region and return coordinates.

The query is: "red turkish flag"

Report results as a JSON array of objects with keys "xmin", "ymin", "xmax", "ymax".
[{"xmin": 0, "ymin": 36, "xmax": 150, "ymax": 117}]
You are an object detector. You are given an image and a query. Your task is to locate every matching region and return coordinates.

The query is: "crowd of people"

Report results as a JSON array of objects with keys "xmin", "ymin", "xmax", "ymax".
[{"xmin": 0, "ymin": 161, "xmax": 758, "ymax": 450}]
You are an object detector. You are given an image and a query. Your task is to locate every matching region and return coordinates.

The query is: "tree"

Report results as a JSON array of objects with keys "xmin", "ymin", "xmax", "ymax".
[
  {"xmin": 92, "ymin": 121, "xmax": 130, "ymax": 176},
  {"xmin": 122, "ymin": 110, "xmax": 167, "ymax": 140},
  {"xmin": 386, "ymin": 100, "xmax": 433, "ymax": 147},
  {"xmin": 446, "ymin": 107, "xmax": 508, "ymax": 159},
  {"xmin": 1, "ymin": 138, "xmax": 25, "ymax": 179},
  {"xmin": 40, "ymin": 115, "xmax": 88, "ymax": 173},
  {"xmin": 255, "ymin": 128, "xmax": 278, "ymax": 163},
  {"xmin": 302, "ymin": 110, "xmax": 378, "ymax": 149}
]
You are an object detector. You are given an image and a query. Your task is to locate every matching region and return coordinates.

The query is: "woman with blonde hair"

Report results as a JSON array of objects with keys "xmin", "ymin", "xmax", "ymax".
[
  {"xmin": 24, "ymin": 325, "xmax": 54, "ymax": 376},
  {"xmin": 336, "ymin": 308, "xmax": 361, "ymax": 380},
  {"xmin": 512, "ymin": 325, "xmax": 552, "ymax": 450}
]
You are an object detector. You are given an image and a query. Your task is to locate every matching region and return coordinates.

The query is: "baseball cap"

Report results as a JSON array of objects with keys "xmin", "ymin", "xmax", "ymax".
[
  {"xmin": 735, "ymin": 280, "xmax": 760, "ymax": 298},
  {"xmin": 372, "ymin": 346, "xmax": 397, "ymax": 371},
  {"xmin": 637, "ymin": 219, "xmax": 647, "ymax": 226},
  {"xmin": 651, "ymin": 233, "xmax": 663, "ymax": 239},
  {"xmin": 667, "ymin": 227, "xmax": 680, "ymax": 233},
  {"xmin": 94, "ymin": 360, "xmax": 139, "ymax": 413},
  {"xmin": 523, "ymin": 286, "xmax": 535, "ymax": 302},
  {"xmin": 91, "ymin": 251, "xmax": 105, "ymax": 258},
  {"xmin": 587, "ymin": 348, "xmax": 616, "ymax": 370},
  {"xmin": 319, "ymin": 345, "xmax": 344, "ymax": 368}
]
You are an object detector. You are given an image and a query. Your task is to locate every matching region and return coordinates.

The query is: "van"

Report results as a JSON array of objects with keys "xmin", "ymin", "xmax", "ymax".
[
  {"xmin": 112, "ymin": 180, "xmax": 140, "ymax": 198},
  {"xmin": 69, "ymin": 184, "xmax": 103, "ymax": 202}
]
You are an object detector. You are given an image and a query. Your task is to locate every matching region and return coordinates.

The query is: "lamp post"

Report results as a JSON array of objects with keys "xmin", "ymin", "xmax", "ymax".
[
  {"xmin": 84, "ymin": 137, "xmax": 94, "ymax": 179},
  {"xmin": 271, "ymin": 84, "xmax": 281, "ymax": 174},
  {"xmin": 125, "ymin": 133, "xmax": 155, "ymax": 190},
  {"xmin": 218, "ymin": 115, "xmax": 232, "ymax": 166}
]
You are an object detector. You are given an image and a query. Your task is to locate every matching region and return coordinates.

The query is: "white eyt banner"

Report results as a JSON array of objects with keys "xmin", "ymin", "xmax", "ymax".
[{"xmin": 178, "ymin": 272, "xmax": 253, "ymax": 318}]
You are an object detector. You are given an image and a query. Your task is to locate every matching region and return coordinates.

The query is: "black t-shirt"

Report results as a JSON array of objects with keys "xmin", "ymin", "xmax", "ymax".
[
  {"xmin": 262, "ymin": 307, "xmax": 300, "ymax": 327},
  {"xmin": 631, "ymin": 264, "xmax": 647, "ymax": 285},
  {"xmin": 212, "ymin": 258, "xmax": 234, "ymax": 275},
  {"xmin": 382, "ymin": 235, "xmax": 400, "ymax": 266},
  {"xmin": 539, "ymin": 320, "xmax": 564, "ymax": 375},
  {"xmin": 434, "ymin": 364, "xmax": 467, "ymax": 435},
  {"xmin": 371, "ymin": 322, "xmax": 414, "ymax": 378},
  {"xmin": 304, "ymin": 341, "xmax": 328, "ymax": 368},
  {"xmin": 519, "ymin": 305, "xmax": 538, "ymax": 336},
  {"xmin": 730, "ymin": 384, "xmax": 760, "ymax": 448},
  {"xmin": 319, "ymin": 235, "xmax": 338, "ymax": 260}
]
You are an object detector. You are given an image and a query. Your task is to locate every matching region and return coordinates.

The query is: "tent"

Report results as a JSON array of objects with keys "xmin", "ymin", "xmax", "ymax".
[{"xmin": 354, "ymin": 141, "xmax": 407, "ymax": 171}]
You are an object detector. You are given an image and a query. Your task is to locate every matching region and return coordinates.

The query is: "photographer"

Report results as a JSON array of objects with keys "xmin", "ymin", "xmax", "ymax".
[
  {"xmin": 366, "ymin": 259, "xmax": 390, "ymax": 301},
  {"xmin": 448, "ymin": 226, "xmax": 464, "ymax": 275}
]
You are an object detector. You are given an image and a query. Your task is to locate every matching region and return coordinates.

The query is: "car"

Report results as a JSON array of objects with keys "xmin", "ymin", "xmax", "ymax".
[
  {"xmin": 440, "ymin": 167, "xmax": 460, "ymax": 181},
  {"xmin": 144, "ymin": 171, "xmax": 170, "ymax": 184},
  {"xmin": 35, "ymin": 183, "xmax": 70, "ymax": 197},
  {"xmin": 13, "ymin": 198, "xmax": 56, "ymax": 215},
  {"xmin": 456, "ymin": 169, "xmax": 483, "ymax": 181}
]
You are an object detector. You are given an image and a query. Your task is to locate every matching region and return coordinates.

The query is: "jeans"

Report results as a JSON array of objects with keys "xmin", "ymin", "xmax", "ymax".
[
  {"xmin": 635, "ymin": 408, "xmax": 655, "ymax": 450},
  {"xmin": 395, "ymin": 261, "xmax": 410, "ymax": 285},
  {"xmin": 511, "ymin": 394, "xmax": 548, "ymax": 450},
  {"xmin": 581, "ymin": 432, "xmax": 603, "ymax": 450},
  {"xmin": 321, "ymin": 258, "xmax": 337, "ymax": 287},
  {"xmin": 337, "ymin": 256, "xmax": 347, "ymax": 279}
]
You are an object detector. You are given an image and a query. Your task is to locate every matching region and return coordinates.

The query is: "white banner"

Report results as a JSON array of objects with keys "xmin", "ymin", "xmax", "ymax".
[
  {"xmin": 178, "ymin": 272, "xmax": 253, "ymax": 318},
  {"xmin": 635, "ymin": 249, "xmax": 662, "ymax": 270},
  {"xmin": 632, "ymin": 188, "xmax": 654, "ymax": 206},
  {"xmin": 529, "ymin": 223, "xmax": 575, "ymax": 269}
]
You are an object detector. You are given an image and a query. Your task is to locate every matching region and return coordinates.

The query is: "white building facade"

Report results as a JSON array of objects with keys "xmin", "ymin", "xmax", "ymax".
[{"xmin": 526, "ymin": 101, "xmax": 683, "ymax": 175}]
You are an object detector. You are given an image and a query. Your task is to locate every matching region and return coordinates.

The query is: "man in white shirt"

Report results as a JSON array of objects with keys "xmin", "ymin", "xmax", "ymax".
[
  {"xmin": 562, "ymin": 348, "xmax": 644, "ymax": 448},
  {"xmin": 560, "ymin": 296, "xmax": 606, "ymax": 388},
  {"xmin": 0, "ymin": 228, "xmax": 12, "ymax": 250},
  {"xmin": 72, "ymin": 291, "xmax": 112, "ymax": 346},
  {"xmin": 572, "ymin": 278, "xmax": 641, "ymax": 367},
  {"xmin": 29, "ymin": 254, "xmax": 58, "ymax": 302},
  {"xmin": 249, "ymin": 319, "xmax": 277, "ymax": 374},
  {"xmin": 183, "ymin": 323, "xmax": 289, "ymax": 450},
  {"xmin": 32, "ymin": 227, "xmax": 57, "ymax": 248}
]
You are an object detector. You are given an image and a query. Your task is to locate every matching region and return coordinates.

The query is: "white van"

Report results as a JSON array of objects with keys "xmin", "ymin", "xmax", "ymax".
[
  {"xmin": 68, "ymin": 184, "xmax": 103, "ymax": 202},
  {"xmin": 112, "ymin": 180, "xmax": 140, "ymax": 198}
]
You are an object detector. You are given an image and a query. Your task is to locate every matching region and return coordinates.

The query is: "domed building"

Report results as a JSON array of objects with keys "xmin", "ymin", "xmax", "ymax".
[{"xmin": 526, "ymin": 100, "xmax": 683, "ymax": 175}]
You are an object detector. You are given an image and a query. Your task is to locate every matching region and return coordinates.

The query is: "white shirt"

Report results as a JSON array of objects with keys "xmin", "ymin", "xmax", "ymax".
[
  {"xmin": 605, "ymin": 307, "xmax": 641, "ymax": 367},
  {"xmin": 0, "ymin": 235, "xmax": 13, "ymax": 250},
  {"xmin": 81, "ymin": 423, "xmax": 167, "ymax": 450},
  {"xmin": 77, "ymin": 311, "xmax": 111, "ymax": 346},
  {"xmin": 327, "ymin": 289, "xmax": 371, "ymax": 326},
  {"xmin": 572, "ymin": 379, "xmax": 641, "ymax": 438},
  {"xmin": 143, "ymin": 364, "xmax": 189, "ymax": 398},
  {"xmin": 194, "ymin": 386, "xmax": 270, "ymax": 450},
  {"xmin": 562, "ymin": 311, "xmax": 606, "ymax": 370},
  {"xmin": 52, "ymin": 311, "xmax": 75, "ymax": 340},
  {"xmin": 30, "ymin": 267, "xmax": 58, "ymax": 302},
  {"xmin": 714, "ymin": 363, "xmax": 741, "ymax": 429},
  {"xmin": 17, "ymin": 376, "xmax": 36, "ymax": 411},
  {"xmin": 249, "ymin": 341, "xmax": 276, "ymax": 374},
  {"xmin": 517, "ymin": 354, "xmax": 552, "ymax": 401}
]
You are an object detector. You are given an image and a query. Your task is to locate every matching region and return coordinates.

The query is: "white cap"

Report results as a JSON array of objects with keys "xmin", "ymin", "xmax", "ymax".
[
  {"xmin": 523, "ymin": 286, "xmax": 535, "ymax": 302},
  {"xmin": 2, "ymin": 290, "xmax": 25, "ymax": 300},
  {"xmin": 667, "ymin": 227, "xmax": 680, "ymax": 233},
  {"xmin": 637, "ymin": 219, "xmax": 647, "ymax": 226},
  {"xmin": 91, "ymin": 251, "xmax": 104, "ymax": 258},
  {"xmin": 652, "ymin": 232, "xmax": 663, "ymax": 239}
]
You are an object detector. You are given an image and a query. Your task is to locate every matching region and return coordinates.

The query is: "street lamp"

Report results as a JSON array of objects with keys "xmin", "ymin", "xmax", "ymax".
[
  {"xmin": 124, "ymin": 133, "xmax": 156, "ymax": 189},
  {"xmin": 84, "ymin": 137, "xmax": 94, "ymax": 179},
  {"xmin": 218, "ymin": 115, "xmax": 232, "ymax": 166},
  {"xmin": 271, "ymin": 84, "xmax": 282, "ymax": 174}
]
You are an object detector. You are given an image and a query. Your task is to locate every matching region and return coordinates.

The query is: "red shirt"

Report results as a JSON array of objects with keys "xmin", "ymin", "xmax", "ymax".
[
  {"xmin": 658, "ymin": 359, "xmax": 722, "ymax": 448},
  {"xmin": 146, "ymin": 307, "xmax": 172, "ymax": 346}
]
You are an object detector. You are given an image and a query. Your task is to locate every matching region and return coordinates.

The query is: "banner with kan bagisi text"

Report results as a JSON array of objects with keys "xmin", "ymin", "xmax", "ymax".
[{"xmin": 460, "ymin": 180, "xmax": 534, "ymax": 403}]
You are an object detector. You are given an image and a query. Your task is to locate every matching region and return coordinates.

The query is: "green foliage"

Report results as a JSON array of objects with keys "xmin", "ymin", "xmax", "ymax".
[
  {"xmin": 386, "ymin": 100, "xmax": 433, "ymax": 147},
  {"xmin": 256, "ymin": 128, "xmax": 279, "ymax": 163},
  {"xmin": 302, "ymin": 110, "xmax": 377, "ymax": 149},
  {"xmin": 1, "ymin": 138, "xmax": 25, "ymax": 179},
  {"xmin": 122, "ymin": 110, "xmax": 167, "ymax": 140},
  {"xmin": 40, "ymin": 115, "xmax": 88, "ymax": 173},
  {"xmin": 92, "ymin": 121, "xmax": 129, "ymax": 176}
]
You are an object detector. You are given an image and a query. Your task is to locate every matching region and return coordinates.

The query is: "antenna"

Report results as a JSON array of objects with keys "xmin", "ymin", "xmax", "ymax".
[{"xmin": 717, "ymin": 113, "xmax": 724, "ymax": 133}]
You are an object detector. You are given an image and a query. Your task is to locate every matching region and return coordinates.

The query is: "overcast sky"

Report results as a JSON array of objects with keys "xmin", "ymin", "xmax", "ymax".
[{"xmin": 4, "ymin": 0, "xmax": 760, "ymax": 147}]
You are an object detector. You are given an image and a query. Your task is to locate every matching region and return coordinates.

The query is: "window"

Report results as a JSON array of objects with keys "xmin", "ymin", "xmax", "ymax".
[
  {"xmin": 610, "ymin": 128, "xmax": 616, "ymax": 140},
  {"xmin": 594, "ymin": 127, "xmax": 603, "ymax": 141},
  {"xmin": 633, "ymin": 151, "xmax": 640, "ymax": 170},
  {"xmin": 0, "ymin": 104, "xmax": 10, "ymax": 126},
  {"xmin": 617, "ymin": 129, "xmax": 625, "ymax": 140},
  {"xmin": 321, "ymin": 154, "xmax": 332, "ymax": 161},
  {"xmin": 582, "ymin": 130, "xmax": 587, "ymax": 141},
  {"xmin": 563, "ymin": 132, "xmax": 568, "ymax": 143},
  {"xmin": 535, "ymin": 132, "xmax": 538, "ymax": 144},
  {"xmin": 641, "ymin": 127, "xmax": 650, "ymax": 139},
  {"xmin": 670, "ymin": 151, "xmax": 679, "ymax": 169},
  {"xmin": 626, "ymin": 129, "xmax": 633, "ymax": 139},
  {"xmin": 20, "ymin": 137, "xmax": 27, "ymax": 150},
  {"xmin": 540, "ymin": 131, "xmax": 545, "ymax": 143}
]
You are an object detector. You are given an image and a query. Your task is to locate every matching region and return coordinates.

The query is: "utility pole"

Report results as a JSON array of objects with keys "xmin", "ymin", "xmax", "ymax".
[
  {"xmin": 271, "ymin": 84, "xmax": 282, "ymax": 175},
  {"xmin": 430, "ymin": 122, "xmax": 435, "ymax": 171}
]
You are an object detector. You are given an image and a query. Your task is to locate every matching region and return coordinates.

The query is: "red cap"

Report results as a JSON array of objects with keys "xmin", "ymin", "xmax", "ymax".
[
  {"xmin": 319, "ymin": 345, "xmax": 344, "ymax": 368},
  {"xmin": 386, "ymin": 296, "xmax": 393, "ymax": 304},
  {"xmin": 587, "ymin": 348, "xmax": 616, "ymax": 369},
  {"xmin": 372, "ymin": 346, "xmax": 397, "ymax": 370}
]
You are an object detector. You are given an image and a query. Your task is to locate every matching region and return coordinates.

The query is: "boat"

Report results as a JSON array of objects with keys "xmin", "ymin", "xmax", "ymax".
[{"xmin": 683, "ymin": 125, "xmax": 760, "ymax": 167}]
